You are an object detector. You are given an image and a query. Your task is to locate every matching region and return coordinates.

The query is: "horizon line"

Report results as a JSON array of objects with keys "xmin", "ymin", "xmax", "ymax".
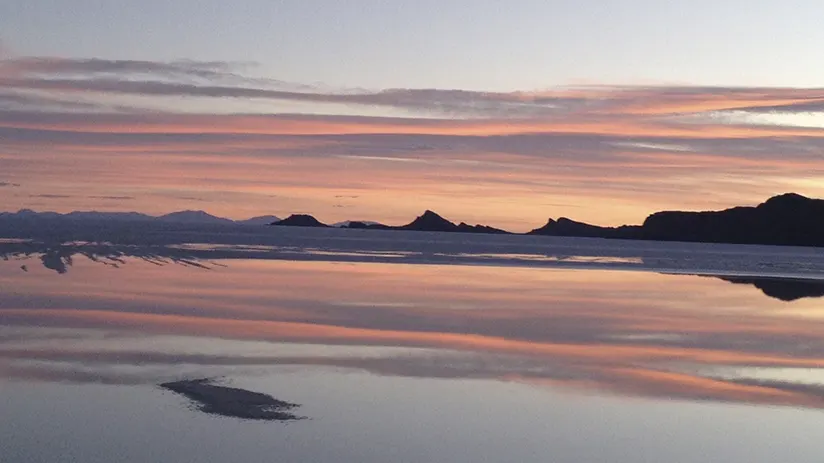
[{"xmin": 0, "ymin": 191, "xmax": 807, "ymax": 232}]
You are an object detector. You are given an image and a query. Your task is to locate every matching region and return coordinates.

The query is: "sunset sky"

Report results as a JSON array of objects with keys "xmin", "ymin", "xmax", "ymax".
[{"xmin": 2, "ymin": 0, "xmax": 824, "ymax": 231}]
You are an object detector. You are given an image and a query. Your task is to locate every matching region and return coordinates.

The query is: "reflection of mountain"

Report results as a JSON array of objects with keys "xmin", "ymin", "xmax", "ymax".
[
  {"xmin": 0, "ymin": 241, "xmax": 211, "ymax": 274},
  {"xmin": 6, "ymin": 240, "xmax": 824, "ymax": 300},
  {"xmin": 6, "ymin": 254, "xmax": 824, "ymax": 412},
  {"xmin": 715, "ymin": 276, "xmax": 824, "ymax": 302}
]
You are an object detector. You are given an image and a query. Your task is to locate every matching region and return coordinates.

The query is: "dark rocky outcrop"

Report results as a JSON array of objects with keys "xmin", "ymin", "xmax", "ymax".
[
  {"xmin": 641, "ymin": 193, "xmax": 824, "ymax": 246},
  {"xmin": 528, "ymin": 217, "xmax": 639, "ymax": 239},
  {"xmin": 267, "ymin": 211, "xmax": 505, "ymax": 234},
  {"xmin": 157, "ymin": 210, "xmax": 235, "ymax": 225},
  {"xmin": 397, "ymin": 210, "xmax": 509, "ymax": 234},
  {"xmin": 530, "ymin": 193, "xmax": 824, "ymax": 247},
  {"xmin": 270, "ymin": 214, "xmax": 328, "ymax": 227},
  {"xmin": 456, "ymin": 222, "xmax": 510, "ymax": 234},
  {"xmin": 401, "ymin": 210, "xmax": 459, "ymax": 232},
  {"xmin": 342, "ymin": 221, "xmax": 393, "ymax": 230}
]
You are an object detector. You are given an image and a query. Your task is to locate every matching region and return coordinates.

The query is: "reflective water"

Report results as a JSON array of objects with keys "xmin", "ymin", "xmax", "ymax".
[{"xmin": 2, "ymin": 238, "xmax": 824, "ymax": 462}]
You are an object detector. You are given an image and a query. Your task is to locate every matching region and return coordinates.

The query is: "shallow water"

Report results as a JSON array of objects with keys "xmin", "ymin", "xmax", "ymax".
[{"xmin": 2, "ymin": 239, "xmax": 824, "ymax": 462}]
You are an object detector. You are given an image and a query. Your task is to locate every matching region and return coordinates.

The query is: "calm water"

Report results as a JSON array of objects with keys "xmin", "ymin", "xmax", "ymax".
[{"xmin": 2, "ymin": 236, "xmax": 824, "ymax": 462}]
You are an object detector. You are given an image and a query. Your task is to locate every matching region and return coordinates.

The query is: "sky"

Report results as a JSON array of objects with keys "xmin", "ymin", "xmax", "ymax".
[{"xmin": 2, "ymin": 0, "xmax": 824, "ymax": 231}]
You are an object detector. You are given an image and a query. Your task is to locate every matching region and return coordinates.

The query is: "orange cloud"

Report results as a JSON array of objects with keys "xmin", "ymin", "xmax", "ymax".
[{"xmin": 5, "ymin": 63, "xmax": 824, "ymax": 228}]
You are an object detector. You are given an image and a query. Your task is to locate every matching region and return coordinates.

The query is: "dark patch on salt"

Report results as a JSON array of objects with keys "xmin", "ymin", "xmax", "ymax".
[{"xmin": 160, "ymin": 378, "xmax": 304, "ymax": 421}]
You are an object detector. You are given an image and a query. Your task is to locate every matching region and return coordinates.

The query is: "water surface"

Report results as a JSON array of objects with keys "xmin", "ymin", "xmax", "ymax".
[{"xmin": 2, "ymin": 237, "xmax": 824, "ymax": 462}]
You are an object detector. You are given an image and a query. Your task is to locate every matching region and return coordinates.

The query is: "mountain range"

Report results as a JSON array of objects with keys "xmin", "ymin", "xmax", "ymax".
[
  {"xmin": 0, "ymin": 209, "xmax": 279, "ymax": 226},
  {"xmin": 272, "ymin": 193, "xmax": 824, "ymax": 247},
  {"xmin": 5, "ymin": 193, "xmax": 824, "ymax": 247},
  {"xmin": 272, "ymin": 210, "xmax": 510, "ymax": 234}
]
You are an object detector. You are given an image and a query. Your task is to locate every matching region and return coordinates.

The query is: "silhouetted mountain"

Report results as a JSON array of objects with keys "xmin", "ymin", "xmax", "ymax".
[
  {"xmin": 456, "ymin": 222, "xmax": 511, "ymax": 234},
  {"xmin": 530, "ymin": 193, "xmax": 824, "ymax": 247},
  {"xmin": 334, "ymin": 220, "xmax": 382, "ymax": 228},
  {"xmin": 0, "ymin": 209, "xmax": 156, "ymax": 224},
  {"xmin": 1, "ymin": 209, "xmax": 86, "ymax": 221},
  {"xmin": 528, "ymin": 217, "xmax": 638, "ymax": 238},
  {"xmin": 401, "ymin": 210, "xmax": 459, "ymax": 232},
  {"xmin": 7, "ymin": 192, "xmax": 824, "ymax": 245},
  {"xmin": 394, "ymin": 211, "xmax": 507, "ymax": 234},
  {"xmin": 238, "ymin": 215, "xmax": 281, "ymax": 226},
  {"xmin": 158, "ymin": 210, "xmax": 235, "ymax": 225},
  {"xmin": 715, "ymin": 276, "xmax": 824, "ymax": 302},
  {"xmin": 0, "ymin": 209, "xmax": 277, "ymax": 226},
  {"xmin": 641, "ymin": 193, "xmax": 824, "ymax": 246},
  {"xmin": 271, "ymin": 214, "xmax": 328, "ymax": 227},
  {"xmin": 65, "ymin": 211, "xmax": 154, "ymax": 222},
  {"xmin": 339, "ymin": 221, "xmax": 393, "ymax": 230},
  {"xmin": 0, "ymin": 209, "xmax": 116, "ymax": 221}
]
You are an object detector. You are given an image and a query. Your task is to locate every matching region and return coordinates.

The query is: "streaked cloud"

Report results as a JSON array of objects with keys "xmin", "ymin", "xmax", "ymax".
[
  {"xmin": 86, "ymin": 195, "xmax": 135, "ymax": 201},
  {"xmin": 4, "ymin": 56, "xmax": 824, "ymax": 119},
  {"xmin": 29, "ymin": 194, "xmax": 73, "ymax": 199},
  {"xmin": 0, "ymin": 56, "xmax": 301, "ymax": 88},
  {"xmin": 2, "ymin": 53, "xmax": 824, "ymax": 229}
]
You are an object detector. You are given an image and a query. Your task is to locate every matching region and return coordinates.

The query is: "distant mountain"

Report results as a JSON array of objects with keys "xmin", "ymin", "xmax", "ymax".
[
  {"xmin": 640, "ymin": 193, "xmax": 824, "ymax": 246},
  {"xmin": 0, "ymin": 209, "xmax": 153, "ymax": 222},
  {"xmin": 271, "ymin": 214, "xmax": 328, "ymax": 227},
  {"xmin": 529, "ymin": 217, "xmax": 638, "ymax": 239},
  {"xmin": 530, "ymin": 193, "xmax": 824, "ymax": 247},
  {"xmin": 344, "ymin": 221, "xmax": 393, "ymax": 230},
  {"xmin": 8, "ymin": 192, "xmax": 824, "ymax": 246},
  {"xmin": 333, "ymin": 220, "xmax": 394, "ymax": 230},
  {"xmin": 399, "ymin": 210, "xmax": 509, "ymax": 234},
  {"xmin": 65, "ymin": 211, "xmax": 155, "ymax": 222},
  {"xmin": 157, "ymin": 210, "xmax": 235, "ymax": 225},
  {"xmin": 401, "ymin": 210, "xmax": 459, "ymax": 232},
  {"xmin": 380, "ymin": 210, "xmax": 502, "ymax": 234},
  {"xmin": 455, "ymin": 222, "xmax": 510, "ymax": 234},
  {"xmin": 0, "ymin": 209, "xmax": 277, "ymax": 226},
  {"xmin": 236, "ymin": 215, "xmax": 280, "ymax": 226},
  {"xmin": 0, "ymin": 209, "xmax": 63, "ymax": 220},
  {"xmin": 270, "ymin": 210, "xmax": 508, "ymax": 234},
  {"xmin": 333, "ymin": 220, "xmax": 383, "ymax": 228}
]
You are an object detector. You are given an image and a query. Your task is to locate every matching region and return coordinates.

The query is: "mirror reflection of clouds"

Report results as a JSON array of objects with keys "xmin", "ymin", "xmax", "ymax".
[{"xmin": 2, "ymin": 256, "xmax": 824, "ymax": 409}]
